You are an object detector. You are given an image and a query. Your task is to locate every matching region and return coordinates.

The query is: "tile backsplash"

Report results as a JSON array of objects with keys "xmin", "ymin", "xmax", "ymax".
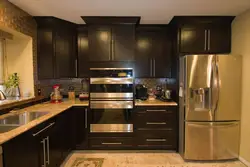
[
  {"xmin": 39, "ymin": 78, "xmax": 177, "ymax": 98},
  {"xmin": 38, "ymin": 78, "xmax": 89, "ymax": 97},
  {"xmin": 135, "ymin": 78, "xmax": 177, "ymax": 90}
]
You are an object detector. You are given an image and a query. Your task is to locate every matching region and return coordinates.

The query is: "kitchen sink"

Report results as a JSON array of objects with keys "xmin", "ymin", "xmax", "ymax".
[
  {"xmin": 0, "ymin": 125, "xmax": 20, "ymax": 133},
  {"xmin": 0, "ymin": 111, "xmax": 50, "ymax": 133}
]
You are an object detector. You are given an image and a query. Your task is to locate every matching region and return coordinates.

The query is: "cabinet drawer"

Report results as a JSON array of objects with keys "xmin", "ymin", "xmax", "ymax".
[
  {"xmin": 89, "ymin": 137, "xmax": 133, "ymax": 149},
  {"xmin": 136, "ymin": 130, "xmax": 177, "ymax": 149},
  {"xmin": 134, "ymin": 107, "xmax": 177, "ymax": 129}
]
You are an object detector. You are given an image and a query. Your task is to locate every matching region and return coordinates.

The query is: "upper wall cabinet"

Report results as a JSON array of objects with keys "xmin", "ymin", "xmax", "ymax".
[
  {"xmin": 88, "ymin": 25, "xmax": 135, "ymax": 62},
  {"xmin": 77, "ymin": 25, "xmax": 89, "ymax": 77},
  {"xmin": 135, "ymin": 26, "xmax": 172, "ymax": 78},
  {"xmin": 170, "ymin": 16, "xmax": 235, "ymax": 55},
  {"xmin": 35, "ymin": 17, "xmax": 77, "ymax": 79},
  {"xmin": 82, "ymin": 16, "xmax": 140, "ymax": 62}
]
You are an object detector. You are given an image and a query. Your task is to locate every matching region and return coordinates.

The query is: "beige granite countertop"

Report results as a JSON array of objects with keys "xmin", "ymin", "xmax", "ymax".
[
  {"xmin": 135, "ymin": 99, "xmax": 178, "ymax": 106},
  {"xmin": 0, "ymin": 96, "xmax": 46, "ymax": 110},
  {"xmin": 0, "ymin": 99, "xmax": 89, "ymax": 145}
]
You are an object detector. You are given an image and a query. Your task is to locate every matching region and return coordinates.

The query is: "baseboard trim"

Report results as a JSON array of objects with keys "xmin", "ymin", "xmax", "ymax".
[{"xmin": 239, "ymin": 157, "xmax": 250, "ymax": 167}]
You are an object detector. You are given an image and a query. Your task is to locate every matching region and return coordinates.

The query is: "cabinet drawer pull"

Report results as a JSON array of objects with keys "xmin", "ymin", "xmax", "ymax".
[
  {"xmin": 101, "ymin": 142, "xmax": 122, "ymax": 145},
  {"xmin": 146, "ymin": 122, "xmax": 167, "ymax": 125},
  {"xmin": 146, "ymin": 139, "xmax": 167, "ymax": 142},
  {"xmin": 146, "ymin": 109, "xmax": 167, "ymax": 112},
  {"xmin": 33, "ymin": 122, "xmax": 55, "ymax": 137}
]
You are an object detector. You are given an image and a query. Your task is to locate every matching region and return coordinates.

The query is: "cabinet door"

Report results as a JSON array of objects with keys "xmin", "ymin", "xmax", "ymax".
[
  {"xmin": 179, "ymin": 26, "xmax": 206, "ymax": 53},
  {"xmin": 3, "ymin": 131, "xmax": 39, "ymax": 167},
  {"xmin": 77, "ymin": 27, "xmax": 89, "ymax": 77},
  {"xmin": 88, "ymin": 26, "xmax": 111, "ymax": 61},
  {"xmin": 74, "ymin": 107, "xmax": 88, "ymax": 149},
  {"xmin": 208, "ymin": 26, "xmax": 231, "ymax": 53},
  {"xmin": 135, "ymin": 30, "xmax": 154, "ymax": 77},
  {"xmin": 112, "ymin": 25, "xmax": 135, "ymax": 61},
  {"xmin": 54, "ymin": 29, "xmax": 76, "ymax": 78},
  {"xmin": 153, "ymin": 29, "xmax": 172, "ymax": 78},
  {"xmin": 37, "ymin": 28, "xmax": 54, "ymax": 79}
]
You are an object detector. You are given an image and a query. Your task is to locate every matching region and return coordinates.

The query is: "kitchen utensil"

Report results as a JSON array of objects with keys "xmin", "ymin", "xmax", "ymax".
[{"xmin": 68, "ymin": 86, "xmax": 75, "ymax": 100}]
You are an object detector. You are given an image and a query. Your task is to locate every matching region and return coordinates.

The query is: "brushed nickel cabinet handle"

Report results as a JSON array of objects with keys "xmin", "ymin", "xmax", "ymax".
[
  {"xmin": 45, "ymin": 136, "xmax": 50, "ymax": 165},
  {"xmin": 204, "ymin": 29, "xmax": 207, "ymax": 51},
  {"xmin": 33, "ymin": 122, "xmax": 55, "ymax": 137},
  {"xmin": 146, "ymin": 109, "xmax": 167, "ymax": 112},
  {"xmin": 75, "ymin": 59, "xmax": 78, "ymax": 77},
  {"xmin": 150, "ymin": 59, "xmax": 153, "ymax": 76},
  {"xmin": 112, "ymin": 40, "xmax": 115, "ymax": 60},
  {"xmin": 146, "ymin": 139, "xmax": 167, "ymax": 142},
  {"xmin": 146, "ymin": 122, "xmax": 167, "ymax": 125},
  {"xmin": 41, "ymin": 139, "xmax": 46, "ymax": 167},
  {"xmin": 208, "ymin": 29, "xmax": 211, "ymax": 51},
  {"xmin": 153, "ymin": 59, "xmax": 156, "ymax": 77},
  {"xmin": 101, "ymin": 142, "xmax": 122, "ymax": 145},
  {"xmin": 85, "ymin": 108, "xmax": 88, "ymax": 128}
]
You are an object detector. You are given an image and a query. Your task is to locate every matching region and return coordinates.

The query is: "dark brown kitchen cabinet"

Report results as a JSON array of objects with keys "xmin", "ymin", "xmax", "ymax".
[
  {"xmin": 135, "ymin": 26, "xmax": 172, "ymax": 78},
  {"xmin": 77, "ymin": 25, "xmax": 89, "ymax": 77},
  {"xmin": 73, "ymin": 107, "xmax": 88, "ymax": 149},
  {"xmin": 88, "ymin": 25, "xmax": 135, "ymax": 62},
  {"xmin": 179, "ymin": 26, "xmax": 207, "ymax": 53},
  {"xmin": 37, "ymin": 28, "xmax": 54, "ymax": 79},
  {"xmin": 88, "ymin": 26, "xmax": 112, "ymax": 62},
  {"xmin": 3, "ymin": 129, "xmax": 38, "ymax": 167},
  {"xmin": 112, "ymin": 25, "xmax": 135, "ymax": 61},
  {"xmin": 207, "ymin": 25, "xmax": 231, "ymax": 53},
  {"xmin": 35, "ymin": 17, "xmax": 77, "ymax": 79},
  {"xmin": 54, "ymin": 28, "xmax": 76, "ymax": 78},
  {"xmin": 133, "ymin": 106, "xmax": 177, "ymax": 150},
  {"xmin": 170, "ymin": 16, "xmax": 235, "ymax": 54}
]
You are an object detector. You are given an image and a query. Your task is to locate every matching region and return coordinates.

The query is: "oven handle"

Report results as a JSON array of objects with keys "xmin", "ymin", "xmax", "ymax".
[
  {"xmin": 90, "ymin": 101, "xmax": 133, "ymax": 109},
  {"xmin": 90, "ymin": 78, "xmax": 133, "ymax": 84}
]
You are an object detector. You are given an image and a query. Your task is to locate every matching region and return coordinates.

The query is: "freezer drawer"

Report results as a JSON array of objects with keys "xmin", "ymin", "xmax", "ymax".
[{"xmin": 184, "ymin": 121, "xmax": 239, "ymax": 160}]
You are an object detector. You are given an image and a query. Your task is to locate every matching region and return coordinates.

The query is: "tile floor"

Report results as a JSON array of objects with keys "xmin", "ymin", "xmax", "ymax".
[{"xmin": 61, "ymin": 151, "xmax": 246, "ymax": 167}]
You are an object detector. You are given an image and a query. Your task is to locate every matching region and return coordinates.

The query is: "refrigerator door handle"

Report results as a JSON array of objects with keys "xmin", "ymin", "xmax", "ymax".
[{"xmin": 214, "ymin": 61, "xmax": 220, "ymax": 117}]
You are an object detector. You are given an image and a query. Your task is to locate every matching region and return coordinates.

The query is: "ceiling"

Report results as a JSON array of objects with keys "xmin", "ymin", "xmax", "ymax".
[{"xmin": 8, "ymin": 0, "xmax": 250, "ymax": 24}]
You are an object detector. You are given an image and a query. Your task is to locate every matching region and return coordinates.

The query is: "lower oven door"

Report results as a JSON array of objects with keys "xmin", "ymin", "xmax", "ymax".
[{"xmin": 90, "ymin": 101, "xmax": 133, "ymax": 133}]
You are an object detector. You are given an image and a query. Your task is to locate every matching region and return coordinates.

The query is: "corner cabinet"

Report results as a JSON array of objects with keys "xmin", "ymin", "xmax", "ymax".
[
  {"xmin": 88, "ymin": 25, "xmax": 135, "ymax": 62},
  {"xmin": 135, "ymin": 26, "xmax": 172, "ymax": 78},
  {"xmin": 170, "ymin": 16, "xmax": 235, "ymax": 55},
  {"xmin": 35, "ymin": 17, "xmax": 77, "ymax": 79}
]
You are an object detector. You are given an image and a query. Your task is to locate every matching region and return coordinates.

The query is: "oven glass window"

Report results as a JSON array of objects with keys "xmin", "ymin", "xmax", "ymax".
[
  {"xmin": 90, "ymin": 84, "xmax": 133, "ymax": 93},
  {"xmin": 90, "ymin": 109, "xmax": 132, "ymax": 124}
]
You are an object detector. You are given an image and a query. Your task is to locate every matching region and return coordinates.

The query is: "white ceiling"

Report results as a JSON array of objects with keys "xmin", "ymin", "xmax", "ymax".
[{"xmin": 8, "ymin": 0, "xmax": 250, "ymax": 24}]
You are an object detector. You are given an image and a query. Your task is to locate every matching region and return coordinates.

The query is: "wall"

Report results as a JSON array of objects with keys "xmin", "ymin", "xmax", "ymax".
[
  {"xmin": 5, "ymin": 34, "xmax": 34, "ymax": 97},
  {"xmin": 0, "ymin": 0, "xmax": 37, "ymax": 95},
  {"xmin": 232, "ymin": 9, "xmax": 250, "ymax": 165}
]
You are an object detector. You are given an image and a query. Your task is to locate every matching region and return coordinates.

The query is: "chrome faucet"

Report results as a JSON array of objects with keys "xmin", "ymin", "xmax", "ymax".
[{"xmin": 0, "ymin": 90, "xmax": 6, "ymax": 100}]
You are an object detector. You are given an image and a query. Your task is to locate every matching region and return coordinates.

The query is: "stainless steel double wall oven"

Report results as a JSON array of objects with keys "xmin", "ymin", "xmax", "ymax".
[{"xmin": 89, "ymin": 68, "xmax": 134, "ymax": 133}]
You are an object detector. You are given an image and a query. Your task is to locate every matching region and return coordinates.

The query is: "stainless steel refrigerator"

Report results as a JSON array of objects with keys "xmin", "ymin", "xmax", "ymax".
[{"xmin": 179, "ymin": 54, "xmax": 242, "ymax": 160}]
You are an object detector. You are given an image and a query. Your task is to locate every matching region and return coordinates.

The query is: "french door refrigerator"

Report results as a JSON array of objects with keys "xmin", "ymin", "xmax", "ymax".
[{"xmin": 179, "ymin": 55, "xmax": 242, "ymax": 160}]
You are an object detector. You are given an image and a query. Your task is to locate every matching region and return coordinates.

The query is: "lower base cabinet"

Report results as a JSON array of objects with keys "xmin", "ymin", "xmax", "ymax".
[{"xmin": 2, "ymin": 107, "xmax": 88, "ymax": 167}]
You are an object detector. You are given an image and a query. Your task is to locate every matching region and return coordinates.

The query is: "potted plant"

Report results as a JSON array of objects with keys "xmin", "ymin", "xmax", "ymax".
[{"xmin": 4, "ymin": 73, "xmax": 20, "ymax": 97}]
